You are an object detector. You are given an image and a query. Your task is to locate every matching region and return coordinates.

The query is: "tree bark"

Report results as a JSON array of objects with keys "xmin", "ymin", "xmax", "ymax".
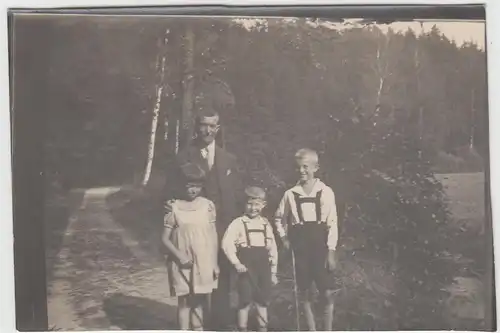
[
  {"xmin": 142, "ymin": 29, "xmax": 169, "ymax": 186},
  {"xmin": 414, "ymin": 36, "xmax": 424, "ymax": 144}
]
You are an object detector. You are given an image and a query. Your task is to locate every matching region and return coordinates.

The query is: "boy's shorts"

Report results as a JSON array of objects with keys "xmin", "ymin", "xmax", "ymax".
[
  {"xmin": 237, "ymin": 270, "xmax": 272, "ymax": 307},
  {"xmin": 293, "ymin": 246, "xmax": 337, "ymax": 292},
  {"xmin": 236, "ymin": 248, "xmax": 272, "ymax": 307},
  {"xmin": 290, "ymin": 224, "xmax": 337, "ymax": 292}
]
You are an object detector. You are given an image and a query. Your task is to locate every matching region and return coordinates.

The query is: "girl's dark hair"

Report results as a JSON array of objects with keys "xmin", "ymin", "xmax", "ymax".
[{"xmin": 179, "ymin": 163, "xmax": 206, "ymax": 184}]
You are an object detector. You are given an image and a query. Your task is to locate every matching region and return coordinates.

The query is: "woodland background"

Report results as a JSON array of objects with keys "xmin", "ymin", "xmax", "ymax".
[{"xmin": 34, "ymin": 16, "xmax": 491, "ymax": 330}]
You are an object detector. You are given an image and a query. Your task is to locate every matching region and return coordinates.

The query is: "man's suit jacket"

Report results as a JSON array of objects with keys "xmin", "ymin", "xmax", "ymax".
[{"xmin": 164, "ymin": 142, "xmax": 242, "ymax": 236}]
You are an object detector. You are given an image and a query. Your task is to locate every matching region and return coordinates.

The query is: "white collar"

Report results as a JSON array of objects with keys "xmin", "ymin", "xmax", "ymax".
[
  {"xmin": 203, "ymin": 140, "xmax": 216, "ymax": 154},
  {"xmin": 241, "ymin": 215, "xmax": 265, "ymax": 224},
  {"xmin": 291, "ymin": 178, "xmax": 325, "ymax": 196}
]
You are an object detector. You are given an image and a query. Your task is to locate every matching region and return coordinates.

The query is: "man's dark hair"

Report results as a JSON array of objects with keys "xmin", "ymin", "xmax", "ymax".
[{"xmin": 195, "ymin": 107, "xmax": 220, "ymax": 124}]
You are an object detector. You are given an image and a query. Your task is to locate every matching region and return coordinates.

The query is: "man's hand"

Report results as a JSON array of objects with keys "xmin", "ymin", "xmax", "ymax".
[
  {"xmin": 164, "ymin": 199, "xmax": 175, "ymax": 214},
  {"xmin": 271, "ymin": 273, "xmax": 278, "ymax": 285},
  {"xmin": 213, "ymin": 266, "xmax": 220, "ymax": 279},
  {"xmin": 235, "ymin": 263, "xmax": 248, "ymax": 273},
  {"xmin": 326, "ymin": 250, "xmax": 337, "ymax": 271}
]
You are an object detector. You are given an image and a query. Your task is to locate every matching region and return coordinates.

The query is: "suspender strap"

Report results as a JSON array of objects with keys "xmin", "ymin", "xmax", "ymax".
[
  {"xmin": 242, "ymin": 220, "xmax": 251, "ymax": 246},
  {"xmin": 293, "ymin": 192, "xmax": 305, "ymax": 223},
  {"xmin": 315, "ymin": 191, "xmax": 322, "ymax": 222},
  {"xmin": 293, "ymin": 190, "xmax": 323, "ymax": 223},
  {"xmin": 263, "ymin": 224, "xmax": 268, "ymax": 247},
  {"xmin": 242, "ymin": 219, "xmax": 268, "ymax": 248}
]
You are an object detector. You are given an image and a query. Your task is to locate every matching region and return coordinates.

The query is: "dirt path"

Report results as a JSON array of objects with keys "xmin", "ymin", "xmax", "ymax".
[{"xmin": 46, "ymin": 187, "xmax": 177, "ymax": 331}]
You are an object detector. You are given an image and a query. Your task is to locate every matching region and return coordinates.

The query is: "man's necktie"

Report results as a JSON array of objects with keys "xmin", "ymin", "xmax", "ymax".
[
  {"xmin": 201, "ymin": 147, "xmax": 211, "ymax": 169},
  {"xmin": 201, "ymin": 147, "xmax": 209, "ymax": 159}
]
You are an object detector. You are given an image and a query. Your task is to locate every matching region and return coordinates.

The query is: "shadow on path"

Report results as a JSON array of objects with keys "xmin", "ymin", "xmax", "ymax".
[
  {"xmin": 105, "ymin": 187, "xmax": 165, "ymax": 260},
  {"xmin": 45, "ymin": 190, "xmax": 85, "ymax": 283},
  {"xmin": 103, "ymin": 293, "xmax": 177, "ymax": 330}
]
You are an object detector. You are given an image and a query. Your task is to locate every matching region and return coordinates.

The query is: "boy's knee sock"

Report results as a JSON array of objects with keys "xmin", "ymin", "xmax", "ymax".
[
  {"xmin": 255, "ymin": 304, "xmax": 268, "ymax": 331},
  {"xmin": 323, "ymin": 303, "xmax": 334, "ymax": 331},
  {"xmin": 321, "ymin": 290, "xmax": 335, "ymax": 331},
  {"xmin": 303, "ymin": 301, "xmax": 316, "ymax": 331},
  {"xmin": 237, "ymin": 304, "xmax": 250, "ymax": 331}
]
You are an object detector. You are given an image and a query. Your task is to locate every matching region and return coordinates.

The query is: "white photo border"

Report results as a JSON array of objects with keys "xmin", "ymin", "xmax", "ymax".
[{"xmin": 1, "ymin": 1, "xmax": 497, "ymax": 333}]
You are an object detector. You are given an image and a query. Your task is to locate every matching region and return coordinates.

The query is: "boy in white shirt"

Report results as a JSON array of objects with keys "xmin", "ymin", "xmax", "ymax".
[
  {"xmin": 222, "ymin": 187, "xmax": 278, "ymax": 331},
  {"xmin": 274, "ymin": 148, "xmax": 339, "ymax": 331}
]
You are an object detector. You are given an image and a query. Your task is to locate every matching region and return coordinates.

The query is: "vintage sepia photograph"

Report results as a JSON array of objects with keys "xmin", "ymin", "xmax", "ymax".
[{"xmin": 10, "ymin": 6, "xmax": 494, "ymax": 332}]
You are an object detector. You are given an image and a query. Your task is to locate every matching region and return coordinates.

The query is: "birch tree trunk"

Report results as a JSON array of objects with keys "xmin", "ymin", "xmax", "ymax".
[
  {"xmin": 142, "ymin": 29, "xmax": 169, "ymax": 186},
  {"xmin": 374, "ymin": 29, "xmax": 390, "ymax": 111}
]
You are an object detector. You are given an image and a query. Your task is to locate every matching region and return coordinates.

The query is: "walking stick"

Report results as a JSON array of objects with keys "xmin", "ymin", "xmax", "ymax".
[
  {"xmin": 291, "ymin": 250, "xmax": 301, "ymax": 331},
  {"xmin": 179, "ymin": 265, "xmax": 204, "ymax": 328}
]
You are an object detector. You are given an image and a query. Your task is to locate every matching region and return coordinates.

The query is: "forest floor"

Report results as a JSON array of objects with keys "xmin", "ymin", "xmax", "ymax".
[
  {"xmin": 435, "ymin": 173, "xmax": 489, "ymax": 330},
  {"xmin": 45, "ymin": 172, "xmax": 490, "ymax": 331}
]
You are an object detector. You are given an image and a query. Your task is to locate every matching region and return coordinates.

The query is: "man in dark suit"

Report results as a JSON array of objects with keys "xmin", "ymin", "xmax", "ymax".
[{"xmin": 164, "ymin": 108, "xmax": 242, "ymax": 330}]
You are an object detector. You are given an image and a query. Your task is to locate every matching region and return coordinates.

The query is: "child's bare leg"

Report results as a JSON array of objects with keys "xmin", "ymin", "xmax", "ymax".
[
  {"xmin": 237, "ymin": 304, "xmax": 251, "ymax": 331},
  {"xmin": 190, "ymin": 295, "xmax": 204, "ymax": 331},
  {"xmin": 301, "ymin": 290, "xmax": 316, "ymax": 331},
  {"xmin": 255, "ymin": 304, "xmax": 268, "ymax": 331},
  {"xmin": 178, "ymin": 296, "xmax": 190, "ymax": 330},
  {"xmin": 321, "ymin": 290, "xmax": 335, "ymax": 331}
]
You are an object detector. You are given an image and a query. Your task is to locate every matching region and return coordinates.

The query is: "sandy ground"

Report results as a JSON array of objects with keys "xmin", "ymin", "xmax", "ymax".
[
  {"xmin": 45, "ymin": 172, "xmax": 490, "ymax": 331},
  {"xmin": 46, "ymin": 187, "xmax": 177, "ymax": 330}
]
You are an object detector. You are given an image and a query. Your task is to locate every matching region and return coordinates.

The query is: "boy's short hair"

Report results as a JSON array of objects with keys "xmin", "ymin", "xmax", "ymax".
[
  {"xmin": 295, "ymin": 148, "xmax": 319, "ymax": 165},
  {"xmin": 244, "ymin": 186, "xmax": 266, "ymax": 201}
]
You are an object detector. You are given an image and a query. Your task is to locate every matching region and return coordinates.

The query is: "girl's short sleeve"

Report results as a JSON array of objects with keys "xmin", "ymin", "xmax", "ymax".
[
  {"xmin": 163, "ymin": 211, "xmax": 176, "ymax": 229},
  {"xmin": 207, "ymin": 201, "xmax": 217, "ymax": 223}
]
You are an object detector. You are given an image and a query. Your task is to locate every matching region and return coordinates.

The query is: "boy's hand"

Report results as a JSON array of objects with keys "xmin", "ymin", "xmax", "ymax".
[
  {"xmin": 271, "ymin": 274, "xmax": 278, "ymax": 285},
  {"xmin": 164, "ymin": 199, "xmax": 175, "ymax": 214},
  {"xmin": 282, "ymin": 239, "xmax": 290, "ymax": 251},
  {"xmin": 214, "ymin": 266, "xmax": 220, "ymax": 279},
  {"xmin": 326, "ymin": 250, "xmax": 337, "ymax": 271},
  {"xmin": 235, "ymin": 263, "xmax": 248, "ymax": 273}
]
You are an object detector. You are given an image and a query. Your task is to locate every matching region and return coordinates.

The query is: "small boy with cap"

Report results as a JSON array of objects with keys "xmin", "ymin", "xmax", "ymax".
[{"xmin": 222, "ymin": 186, "xmax": 278, "ymax": 331}]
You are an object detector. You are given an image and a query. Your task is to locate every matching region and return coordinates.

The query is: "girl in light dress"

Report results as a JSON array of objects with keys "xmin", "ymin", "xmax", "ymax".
[{"xmin": 162, "ymin": 163, "xmax": 219, "ymax": 331}]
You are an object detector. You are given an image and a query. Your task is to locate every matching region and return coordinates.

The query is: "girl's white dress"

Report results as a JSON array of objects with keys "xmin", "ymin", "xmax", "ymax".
[{"xmin": 165, "ymin": 196, "xmax": 219, "ymax": 296}]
